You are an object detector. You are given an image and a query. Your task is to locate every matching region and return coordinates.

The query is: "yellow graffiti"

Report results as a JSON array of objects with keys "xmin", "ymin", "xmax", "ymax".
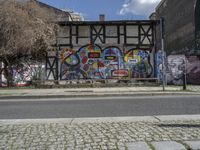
[
  {"xmin": 124, "ymin": 50, "xmax": 141, "ymax": 63},
  {"xmin": 60, "ymin": 48, "xmax": 76, "ymax": 62}
]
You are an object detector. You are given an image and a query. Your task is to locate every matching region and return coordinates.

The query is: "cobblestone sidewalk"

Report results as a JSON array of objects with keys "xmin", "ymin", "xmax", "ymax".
[
  {"xmin": 188, "ymin": 85, "xmax": 200, "ymax": 92},
  {"xmin": 1, "ymin": 118, "xmax": 200, "ymax": 150}
]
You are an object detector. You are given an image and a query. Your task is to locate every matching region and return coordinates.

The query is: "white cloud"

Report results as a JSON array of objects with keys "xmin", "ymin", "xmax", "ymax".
[{"xmin": 119, "ymin": 0, "xmax": 161, "ymax": 16}]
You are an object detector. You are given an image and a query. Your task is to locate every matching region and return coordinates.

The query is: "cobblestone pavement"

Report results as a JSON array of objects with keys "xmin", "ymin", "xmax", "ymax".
[
  {"xmin": 188, "ymin": 85, "xmax": 200, "ymax": 92},
  {"xmin": 1, "ymin": 119, "xmax": 200, "ymax": 150}
]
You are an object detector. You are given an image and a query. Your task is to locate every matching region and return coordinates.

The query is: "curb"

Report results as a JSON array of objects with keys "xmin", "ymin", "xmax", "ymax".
[
  {"xmin": 1, "ymin": 115, "xmax": 200, "ymax": 125},
  {"xmin": 0, "ymin": 92, "xmax": 200, "ymax": 100}
]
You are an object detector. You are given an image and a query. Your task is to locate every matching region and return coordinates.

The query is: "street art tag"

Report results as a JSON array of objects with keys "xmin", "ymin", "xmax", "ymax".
[{"xmin": 112, "ymin": 69, "xmax": 129, "ymax": 77}]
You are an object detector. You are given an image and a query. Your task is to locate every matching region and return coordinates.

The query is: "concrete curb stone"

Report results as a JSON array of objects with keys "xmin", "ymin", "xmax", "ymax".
[
  {"xmin": 151, "ymin": 141, "xmax": 186, "ymax": 150},
  {"xmin": 1, "ymin": 115, "xmax": 200, "ymax": 125},
  {"xmin": 126, "ymin": 142, "xmax": 150, "ymax": 150},
  {"xmin": 184, "ymin": 141, "xmax": 200, "ymax": 150},
  {"xmin": 0, "ymin": 92, "xmax": 199, "ymax": 100}
]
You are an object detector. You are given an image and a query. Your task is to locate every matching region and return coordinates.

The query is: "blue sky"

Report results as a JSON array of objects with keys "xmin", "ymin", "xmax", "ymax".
[{"xmin": 38, "ymin": 0, "xmax": 161, "ymax": 21}]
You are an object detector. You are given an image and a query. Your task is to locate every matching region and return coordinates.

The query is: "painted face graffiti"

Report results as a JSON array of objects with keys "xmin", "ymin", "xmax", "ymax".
[
  {"xmin": 166, "ymin": 55, "xmax": 185, "ymax": 85},
  {"xmin": 164, "ymin": 55, "xmax": 200, "ymax": 85}
]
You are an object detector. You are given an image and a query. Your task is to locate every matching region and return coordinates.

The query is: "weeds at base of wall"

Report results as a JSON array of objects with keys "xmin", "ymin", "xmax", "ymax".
[
  {"xmin": 32, "ymin": 80, "xmax": 160, "ymax": 89},
  {"xmin": 0, "ymin": 79, "xmax": 161, "ymax": 89},
  {"xmin": 0, "ymin": 85, "xmax": 36, "ymax": 89}
]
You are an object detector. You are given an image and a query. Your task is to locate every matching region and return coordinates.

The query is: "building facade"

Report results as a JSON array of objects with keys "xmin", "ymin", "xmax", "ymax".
[
  {"xmin": 153, "ymin": 0, "xmax": 200, "ymax": 85},
  {"xmin": 62, "ymin": 10, "xmax": 84, "ymax": 21},
  {"xmin": 154, "ymin": 0, "xmax": 200, "ymax": 55},
  {"xmin": 34, "ymin": 0, "xmax": 71, "ymax": 21},
  {"xmin": 46, "ymin": 20, "xmax": 157, "ymax": 81}
]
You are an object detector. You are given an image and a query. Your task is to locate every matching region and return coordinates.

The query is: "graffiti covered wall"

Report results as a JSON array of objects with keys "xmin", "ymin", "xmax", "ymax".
[
  {"xmin": 166, "ymin": 55, "xmax": 186, "ymax": 85},
  {"xmin": 60, "ymin": 44, "xmax": 153, "ymax": 80},
  {"xmin": 155, "ymin": 53, "xmax": 200, "ymax": 85},
  {"xmin": 155, "ymin": 51, "xmax": 164, "ymax": 81},
  {"xmin": 0, "ymin": 62, "xmax": 45, "ymax": 87},
  {"xmin": 45, "ymin": 21, "xmax": 157, "ymax": 81}
]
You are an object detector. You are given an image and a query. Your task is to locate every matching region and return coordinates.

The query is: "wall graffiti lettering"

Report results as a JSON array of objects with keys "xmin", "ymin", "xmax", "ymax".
[{"xmin": 60, "ymin": 44, "xmax": 153, "ymax": 80}]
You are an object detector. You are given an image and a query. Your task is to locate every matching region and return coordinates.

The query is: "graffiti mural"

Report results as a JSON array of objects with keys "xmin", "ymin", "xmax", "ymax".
[
  {"xmin": 166, "ymin": 55, "xmax": 186, "ymax": 85},
  {"xmin": 124, "ymin": 50, "xmax": 153, "ymax": 78},
  {"xmin": 60, "ymin": 48, "xmax": 84, "ymax": 80},
  {"xmin": 78, "ymin": 44, "xmax": 104, "ymax": 79},
  {"xmin": 0, "ymin": 63, "xmax": 45, "ymax": 87},
  {"xmin": 156, "ymin": 54, "xmax": 200, "ymax": 85},
  {"xmin": 155, "ymin": 51, "xmax": 166, "ymax": 81},
  {"xmin": 60, "ymin": 44, "xmax": 153, "ymax": 80},
  {"xmin": 102, "ymin": 47, "xmax": 124, "ymax": 78}
]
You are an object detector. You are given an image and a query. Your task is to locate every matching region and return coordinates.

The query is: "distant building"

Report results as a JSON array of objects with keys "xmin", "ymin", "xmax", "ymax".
[
  {"xmin": 34, "ymin": 0, "xmax": 71, "ymax": 21},
  {"xmin": 34, "ymin": 1, "xmax": 84, "ymax": 22},
  {"xmin": 62, "ymin": 9, "xmax": 84, "ymax": 21},
  {"xmin": 152, "ymin": 0, "xmax": 200, "ymax": 55},
  {"xmin": 34, "ymin": 0, "xmax": 84, "ymax": 22},
  {"xmin": 149, "ymin": 12, "xmax": 156, "ymax": 21}
]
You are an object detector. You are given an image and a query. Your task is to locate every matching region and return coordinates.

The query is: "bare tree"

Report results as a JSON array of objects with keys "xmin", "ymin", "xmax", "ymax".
[{"xmin": 0, "ymin": 0, "xmax": 58, "ymax": 85}]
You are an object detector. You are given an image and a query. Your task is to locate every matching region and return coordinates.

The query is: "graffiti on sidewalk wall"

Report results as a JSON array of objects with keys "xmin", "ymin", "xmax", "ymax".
[
  {"xmin": 166, "ymin": 55, "xmax": 186, "ymax": 85},
  {"xmin": 60, "ymin": 44, "xmax": 153, "ymax": 80},
  {"xmin": 0, "ymin": 63, "xmax": 45, "ymax": 87},
  {"xmin": 155, "ymin": 51, "xmax": 164, "ymax": 81},
  {"xmin": 155, "ymin": 54, "xmax": 200, "ymax": 85}
]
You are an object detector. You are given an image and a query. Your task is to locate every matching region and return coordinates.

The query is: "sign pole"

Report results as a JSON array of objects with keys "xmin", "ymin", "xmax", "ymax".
[{"xmin": 160, "ymin": 17, "xmax": 166, "ymax": 91}]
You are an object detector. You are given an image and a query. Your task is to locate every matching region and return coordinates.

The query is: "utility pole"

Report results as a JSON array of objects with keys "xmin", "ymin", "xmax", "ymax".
[{"xmin": 160, "ymin": 17, "xmax": 166, "ymax": 91}]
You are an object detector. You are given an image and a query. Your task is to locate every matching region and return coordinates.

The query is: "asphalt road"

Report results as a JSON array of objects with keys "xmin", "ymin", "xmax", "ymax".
[{"xmin": 0, "ymin": 95, "xmax": 200, "ymax": 119}]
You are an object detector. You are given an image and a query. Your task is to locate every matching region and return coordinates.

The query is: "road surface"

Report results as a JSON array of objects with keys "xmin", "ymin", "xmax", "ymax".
[{"xmin": 0, "ymin": 95, "xmax": 200, "ymax": 119}]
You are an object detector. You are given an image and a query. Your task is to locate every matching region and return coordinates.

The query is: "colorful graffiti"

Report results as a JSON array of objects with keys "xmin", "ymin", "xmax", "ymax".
[
  {"xmin": 155, "ymin": 51, "xmax": 166, "ymax": 81},
  {"xmin": 60, "ymin": 44, "xmax": 153, "ymax": 80},
  {"xmin": 124, "ymin": 50, "xmax": 152, "ymax": 78},
  {"xmin": 0, "ymin": 63, "xmax": 45, "ymax": 87}
]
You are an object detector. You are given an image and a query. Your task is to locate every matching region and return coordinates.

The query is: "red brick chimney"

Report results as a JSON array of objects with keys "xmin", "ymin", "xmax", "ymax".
[{"xmin": 99, "ymin": 14, "xmax": 105, "ymax": 21}]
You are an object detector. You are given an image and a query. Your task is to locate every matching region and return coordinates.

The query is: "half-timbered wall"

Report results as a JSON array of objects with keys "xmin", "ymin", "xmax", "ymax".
[{"xmin": 46, "ymin": 21, "xmax": 157, "ymax": 80}]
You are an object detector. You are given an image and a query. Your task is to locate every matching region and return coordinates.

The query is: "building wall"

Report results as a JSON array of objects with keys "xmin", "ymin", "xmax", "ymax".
[
  {"xmin": 155, "ymin": 52, "xmax": 200, "ymax": 85},
  {"xmin": 34, "ymin": 0, "xmax": 71, "ymax": 21},
  {"xmin": 155, "ymin": 0, "xmax": 197, "ymax": 54},
  {"xmin": 58, "ymin": 45, "xmax": 153, "ymax": 80},
  {"xmin": 46, "ymin": 21, "xmax": 156, "ymax": 81},
  {"xmin": 195, "ymin": 0, "xmax": 200, "ymax": 49},
  {"xmin": 0, "ymin": 61, "xmax": 45, "ymax": 87}
]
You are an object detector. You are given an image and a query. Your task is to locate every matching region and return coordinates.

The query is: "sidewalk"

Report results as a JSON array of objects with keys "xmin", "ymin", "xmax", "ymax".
[
  {"xmin": 0, "ymin": 86, "xmax": 200, "ymax": 99},
  {"xmin": 1, "ymin": 115, "xmax": 200, "ymax": 150}
]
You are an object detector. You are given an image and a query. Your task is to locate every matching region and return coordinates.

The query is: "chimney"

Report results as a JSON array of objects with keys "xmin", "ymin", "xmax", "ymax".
[{"xmin": 99, "ymin": 14, "xmax": 105, "ymax": 21}]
